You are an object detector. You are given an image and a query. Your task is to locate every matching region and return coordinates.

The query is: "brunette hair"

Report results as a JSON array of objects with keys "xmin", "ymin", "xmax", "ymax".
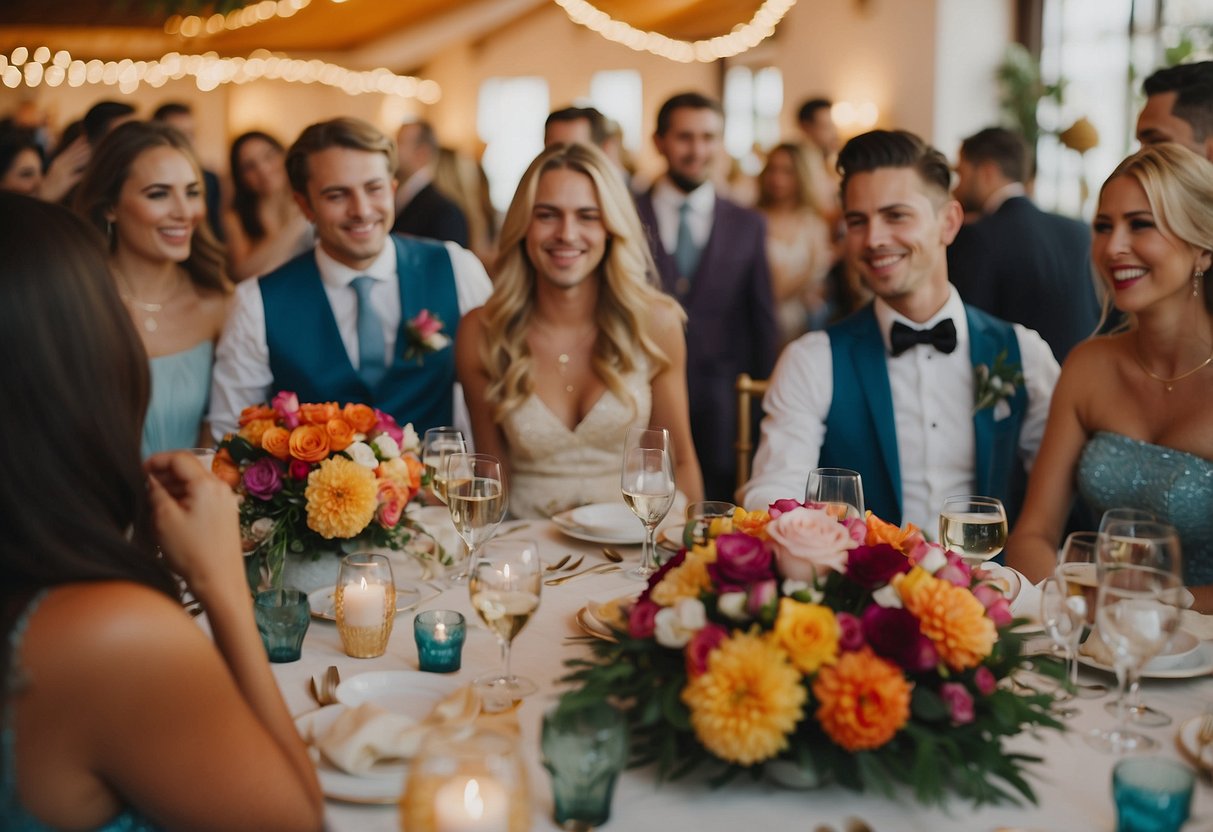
[
  {"xmin": 655, "ymin": 92, "xmax": 722, "ymax": 136},
  {"xmin": 756, "ymin": 142, "xmax": 828, "ymax": 214},
  {"xmin": 836, "ymin": 129, "xmax": 952, "ymax": 206},
  {"xmin": 229, "ymin": 130, "xmax": 287, "ymax": 242},
  {"xmin": 74, "ymin": 120, "xmax": 229, "ymax": 293},
  {"xmin": 1142, "ymin": 61, "xmax": 1213, "ymax": 142},
  {"xmin": 285, "ymin": 117, "xmax": 397, "ymax": 197},
  {"xmin": 959, "ymin": 127, "xmax": 1031, "ymax": 183}
]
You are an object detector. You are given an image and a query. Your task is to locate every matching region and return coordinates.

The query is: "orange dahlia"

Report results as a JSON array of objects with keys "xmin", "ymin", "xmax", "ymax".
[
  {"xmin": 773, "ymin": 598, "xmax": 839, "ymax": 674},
  {"xmin": 304, "ymin": 456, "xmax": 378, "ymax": 539},
  {"xmin": 731, "ymin": 507, "xmax": 772, "ymax": 539},
  {"xmin": 812, "ymin": 647, "xmax": 911, "ymax": 751},
  {"xmin": 682, "ymin": 630, "xmax": 806, "ymax": 765},
  {"xmin": 896, "ymin": 568, "xmax": 996, "ymax": 670},
  {"xmin": 864, "ymin": 512, "xmax": 922, "ymax": 553}
]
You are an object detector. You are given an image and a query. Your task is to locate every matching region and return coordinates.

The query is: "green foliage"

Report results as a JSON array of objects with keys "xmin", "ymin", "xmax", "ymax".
[{"xmin": 996, "ymin": 43, "xmax": 1065, "ymax": 148}]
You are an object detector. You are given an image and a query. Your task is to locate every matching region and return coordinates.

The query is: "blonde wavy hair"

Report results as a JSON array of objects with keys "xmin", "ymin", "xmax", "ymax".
[{"xmin": 482, "ymin": 143, "xmax": 683, "ymax": 421}]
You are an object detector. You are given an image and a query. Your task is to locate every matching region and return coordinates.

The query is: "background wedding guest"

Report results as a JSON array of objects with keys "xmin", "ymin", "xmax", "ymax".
[
  {"xmin": 796, "ymin": 97, "xmax": 843, "ymax": 221},
  {"xmin": 152, "ymin": 101, "xmax": 225, "ymax": 242},
  {"xmin": 223, "ymin": 130, "xmax": 314, "ymax": 281},
  {"xmin": 75, "ymin": 121, "xmax": 231, "ymax": 456},
  {"xmin": 456, "ymin": 142, "xmax": 703, "ymax": 518},
  {"xmin": 0, "ymin": 120, "xmax": 91, "ymax": 204},
  {"xmin": 434, "ymin": 146, "xmax": 498, "ymax": 271},
  {"xmin": 1137, "ymin": 60, "xmax": 1213, "ymax": 160},
  {"xmin": 393, "ymin": 119, "xmax": 469, "ymax": 247},
  {"xmin": 1007, "ymin": 143, "xmax": 1213, "ymax": 610},
  {"xmin": 0, "ymin": 192, "xmax": 323, "ymax": 832}
]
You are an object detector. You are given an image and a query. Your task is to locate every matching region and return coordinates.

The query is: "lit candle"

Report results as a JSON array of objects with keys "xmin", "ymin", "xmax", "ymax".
[
  {"xmin": 433, "ymin": 776, "xmax": 508, "ymax": 832},
  {"xmin": 341, "ymin": 576, "xmax": 386, "ymax": 628},
  {"xmin": 434, "ymin": 621, "xmax": 448, "ymax": 642}
]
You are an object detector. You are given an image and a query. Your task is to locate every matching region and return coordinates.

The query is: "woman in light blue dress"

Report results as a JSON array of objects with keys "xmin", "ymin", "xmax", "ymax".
[
  {"xmin": 1008, "ymin": 143, "xmax": 1213, "ymax": 609},
  {"xmin": 75, "ymin": 121, "xmax": 230, "ymax": 456}
]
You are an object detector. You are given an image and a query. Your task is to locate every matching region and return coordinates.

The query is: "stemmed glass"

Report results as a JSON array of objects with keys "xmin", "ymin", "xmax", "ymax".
[
  {"xmin": 804, "ymin": 468, "xmax": 864, "ymax": 520},
  {"xmin": 420, "ymin": 426, "xmax": 466, "ymax": 504},
  {"xmin": 620, "ymin": 427, "xmax": 675, "ymax": 581},
  {"xmin": 1056, "ymin": 531, "xmax": 1107, "ymax": 698},
  {"xmin": 445, "ymin": 453, "xmax": 507, "ymax": 585},
  {"xmin": 1039, "ymin": 577, "xmax": 1085, "ymax": 718},
  {"xmin": 469, "ymin": 538, "xmax": 542, "ymax": 702},
  {"xmin": 1086, "ymin": 564, "xmax": 1182, "ymax": 754},
  {"xmin": 938, "ymin": 495, "xmax": 1008, "ymax": 566}
]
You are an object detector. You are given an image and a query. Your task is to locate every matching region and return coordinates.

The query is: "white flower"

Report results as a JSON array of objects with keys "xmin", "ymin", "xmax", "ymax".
[
  {"xmin": 345, "ymin": 441, "xmax": 379, "ymax": 469},
  {"xmin": 250, "ymin": 517, "xmax": 275, "ymax": 542},
  {"xmin": 370, "ymin": 434, "xmax": 401, "ymax": 460},
  {"xmin": 873, "ymin": 584, "xmax": 903, "ymax": 609},
  {"xmin": 717, "ymin": 592, "xmax": 749, "ymax": 621},
  {"xmin": 423, "ymin": 331, "xmax": 451, "ymax": 351},
  {"xmin": 918, "ymin": 545, "xmax": 948, "ymax": 575},
  {"xmin": 654, "ymin": 597, "xmax": 706, "ymax": 648},
  {"xmin": 400, "ymin": 423, "xmax": 420, "ymax": 453}
]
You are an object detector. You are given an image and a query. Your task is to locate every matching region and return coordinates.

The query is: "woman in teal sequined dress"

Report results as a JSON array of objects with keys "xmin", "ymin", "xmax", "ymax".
[
  {"xmin": 0, "ymin": 195, "xmax": 322, "ymax": 831},
  {"xmin": 1008, "ymin": 143, "xmax": 1213, "ymax": 610},
  {"xmin": 75, "ymin": 121, "xmax": 230, "ymax": 456}
]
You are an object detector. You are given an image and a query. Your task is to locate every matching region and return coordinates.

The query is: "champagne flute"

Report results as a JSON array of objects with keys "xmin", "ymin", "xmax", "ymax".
[
  {"xmin": 445, "ymin": 453, "xmax": 507, "ymax": 585},
  {"xmin": 1056, "ymin": 531, "xmax": 1107, "ymax": 698},
  {"xmin": 469, "ymin": 538, "xmax": 542, "ymax": 702},
  {"xmin": 1086, "ymin": 564, "xmax": 1182, "ymax": 754},
  {"xmin": 1039, "ymin": 577, "xmax": 1085, "ymax": 717},
  {"xmin": 420, "ymin": 426, "xmax": 466, "ymax": 504},
  {"xmin": 804, "ymin": 467, "xmax": 864, "ymax": 520},
  {"xmin": 938, "ymin": 495, "xmax": 1008, "ymax": 566},
  {"xmin": 621, "ymin": 430, "xmax": 675, "ymax": 581}
]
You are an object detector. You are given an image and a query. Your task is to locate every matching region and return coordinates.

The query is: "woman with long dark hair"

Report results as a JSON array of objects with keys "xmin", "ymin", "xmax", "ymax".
[{"xmin": 223, "ymin": 130, "xmax": 312, "ymax": 280}]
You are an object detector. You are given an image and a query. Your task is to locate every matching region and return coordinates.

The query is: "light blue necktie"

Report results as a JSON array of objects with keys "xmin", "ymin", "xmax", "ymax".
[
  {"xmin": 350, "ymin": 275, "xmax": 387, "ymax": 388},
  {"xmin": 674, "ymin": 200, "xmax": 701, "ymax": 280}
]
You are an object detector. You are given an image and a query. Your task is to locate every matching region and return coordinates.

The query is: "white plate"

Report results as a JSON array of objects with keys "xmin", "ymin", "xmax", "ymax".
[
  {"xmin": 335, "ymin": 670, "xmax": 462, "ymax": 716},
  {"xmin": 295, "ymin": 705, "xmax": 406, "ymax": 805},
  {"xmin": 306, "ymin": 585, "xmax": 423, "ymax": 622},
  {"xmin": 552, "ymin": 504, "xmax": 645, "ymax": 545},
  {"xmin": 1151, "ymin": 629, "xmax": 1201, "ymax": 670},
  {"xmin": 1077, "ymin": 638, "xmax": 1213, "ymax": 680},
  {"xmin": 1176, "ymin": 715, "xmax": 1213, "ymax": 771}
]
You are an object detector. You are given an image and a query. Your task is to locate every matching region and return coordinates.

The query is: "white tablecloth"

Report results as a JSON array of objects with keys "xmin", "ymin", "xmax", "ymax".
[{"xmin": 264, "ymin": 522, "xmax": 1213, "ymax": 832}]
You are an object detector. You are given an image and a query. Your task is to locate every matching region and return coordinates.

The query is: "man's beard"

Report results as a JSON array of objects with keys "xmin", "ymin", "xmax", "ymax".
[{"xmin": 667, "ymin": 168, "xmax": 706, "ymax": 193}]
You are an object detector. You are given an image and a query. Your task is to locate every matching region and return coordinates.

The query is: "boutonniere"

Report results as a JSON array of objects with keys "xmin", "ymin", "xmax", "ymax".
[
  {"xmin": 403, "ymin": 310, "xmax": 450, "ymax": 362},
  {"xmin": 973, "ymin": 350, "xmax": 1024, "ymax": 418}
]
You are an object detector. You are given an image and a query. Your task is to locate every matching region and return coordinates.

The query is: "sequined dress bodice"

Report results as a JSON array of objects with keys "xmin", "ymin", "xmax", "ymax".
[{"xmin": 1076, "ymin": 431, "xmax": 1213, "ymax": 584}]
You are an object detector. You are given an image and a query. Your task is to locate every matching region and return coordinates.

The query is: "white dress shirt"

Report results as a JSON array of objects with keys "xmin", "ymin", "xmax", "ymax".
[
  {"xmin": 740, "ymin": 287, "xmax": 1059, "ymax": 531},
  {"xmin": 208, "ymin": 239, "xmax": 492, "ymax": 440},
  {"xmin": 650, "ymin": 176, "xmax": 715, "ymax": 255}
]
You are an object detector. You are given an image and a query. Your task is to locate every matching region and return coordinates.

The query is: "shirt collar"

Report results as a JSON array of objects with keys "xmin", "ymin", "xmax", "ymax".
[
  {"xmin": 873, "ymin": 285, "xmax": 968, "ymax": 354},
  {"xmin": 315, "ymin": 237, "xmax": 398, "ymax": 290},
  {"xmin": 983, "ymin": 182, "xmax": 1026, "ymax": 215},
  {"xmin": 652, "ymin": 175, "xmax": 715, "ymax": 215}
]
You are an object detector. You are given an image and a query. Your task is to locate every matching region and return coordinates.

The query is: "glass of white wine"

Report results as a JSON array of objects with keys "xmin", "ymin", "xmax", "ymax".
[
  {"xmin": 1056, "ymin": 531, "xmax": 1107, "ymax": 699},
  {"xmin": 445, "ymin": 453, "xmax": 507, "ymax": 585},
  {"xmin": 938, "ymin": 495, "xmax": 1008, "ymax": 565},
  {"xmin": 804, "ymin": 467, "xmax": 865, "ymax": 520},
  {"xmin": 1039, "ymin": 577, "xmax": 1085, "ymax": 717},
  {"xmin": 469, "ymin": 538, "xmax": 543, "ymax": 703},
  {"xmin": 621, "ymin": 428, "xmax": 675, "ymax": 581},
  {"xmin": 420, "ymin": 426, "xmax": 466, "ymax": 505}
]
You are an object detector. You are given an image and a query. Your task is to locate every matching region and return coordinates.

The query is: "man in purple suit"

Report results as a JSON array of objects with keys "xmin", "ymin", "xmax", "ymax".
[{"xmin": 635, "ymin": 92, "xmax": 779, "ymax": 501}]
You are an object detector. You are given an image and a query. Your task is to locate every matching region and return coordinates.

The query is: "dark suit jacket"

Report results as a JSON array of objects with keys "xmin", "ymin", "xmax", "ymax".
[
  {"xmin": 392, "ymin": 182, "xmax": 469, "ymax": 248},
  {"xmin": 947, "ymin": 195, "xmax": 1098, "ymax": 362},
  {"xmin": 636, "ymin": 191, "xmax": 779, "ymax": 501},
  {"xmin": 203, "ymin": 168, "xmax": 224, "ymax": 243}
]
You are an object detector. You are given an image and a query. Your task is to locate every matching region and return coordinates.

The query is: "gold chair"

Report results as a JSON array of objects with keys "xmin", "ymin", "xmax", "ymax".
[{"xmin": 734, "ymin": 373, "xmax": 770, "ymax": 493}]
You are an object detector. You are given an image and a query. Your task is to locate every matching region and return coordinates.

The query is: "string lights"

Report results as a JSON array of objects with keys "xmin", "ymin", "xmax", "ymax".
[
  {"xmin": 553, "ymin": 0, "xmax": 797, "ymax": 63},
  {"xmin": 165, "ymin": 0, "xmax": 347, "ymax": 38},
  {"xmin": 0, "ymin": 46, "xmax": 440, "ymax": 103}
]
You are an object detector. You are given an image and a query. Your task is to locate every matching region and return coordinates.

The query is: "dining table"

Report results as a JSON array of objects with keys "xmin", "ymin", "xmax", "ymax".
[{"xmin": 255, "ymin": 514, "xmax": 1213, "ymax": 832}]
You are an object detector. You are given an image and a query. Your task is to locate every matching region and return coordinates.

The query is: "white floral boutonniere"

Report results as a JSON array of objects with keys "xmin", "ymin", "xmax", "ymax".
[
  {"xmin": 403, "ymin": 310, "xmax": 450, "ymax": 362},
  {"xmin": 973, "ymin": 350, "xmax": 1024, "ymax": 420}
]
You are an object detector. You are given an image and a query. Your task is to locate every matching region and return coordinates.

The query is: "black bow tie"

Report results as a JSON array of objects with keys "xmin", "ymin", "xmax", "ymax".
[{"xmin": 889, "ymin": 319, "xmax": 958, "ymax": 356}]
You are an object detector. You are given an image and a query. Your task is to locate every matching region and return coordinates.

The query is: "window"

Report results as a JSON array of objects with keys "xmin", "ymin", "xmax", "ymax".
[
  {"xmin": 477, "ymin": 76, "xmax": 549, "ymax": 213},
  {"xmin": 723, "ymin": 65, "xmax": 783, "ymax": 173},
  {"xmin": 590, "ymin": 69, "xmax": 643, "ymax": 152}
]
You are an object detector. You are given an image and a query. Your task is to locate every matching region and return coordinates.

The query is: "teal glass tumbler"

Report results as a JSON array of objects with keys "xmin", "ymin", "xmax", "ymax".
[
  {"xmin": 253, "ymin": 588, "xmax": 310, "ymax": 663},
  {"xmin": 1113, "ymin": 757, "xmax": 1194, "ymax": 832},
  {"xmin": 541, "ymin": 702, "xmax": 629, "ymax": 829},
  {"xmin": 414, "ymin": 609, "xmax": 466, "ymax": 673}
]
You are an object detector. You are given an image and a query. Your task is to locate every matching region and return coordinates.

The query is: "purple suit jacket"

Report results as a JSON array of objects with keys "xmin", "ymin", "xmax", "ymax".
[{"xmin": 635, "ymin": 190, "xmax": 779, "ymax": 499}]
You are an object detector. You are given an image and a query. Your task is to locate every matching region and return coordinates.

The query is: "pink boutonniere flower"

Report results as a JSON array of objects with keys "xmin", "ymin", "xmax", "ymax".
[{"xmin": 403, "ymin": 310, "xmax": 450, "ymax": 362}]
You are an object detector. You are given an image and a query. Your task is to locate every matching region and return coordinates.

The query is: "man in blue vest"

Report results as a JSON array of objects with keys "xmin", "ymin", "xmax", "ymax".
[
  {"xmin": 741, "ymin": 130, "xmax": 1059, "ymax": 531},
  {"xmin": 209, "ymin": 117, "xmax": 491, "ymax": 439}
]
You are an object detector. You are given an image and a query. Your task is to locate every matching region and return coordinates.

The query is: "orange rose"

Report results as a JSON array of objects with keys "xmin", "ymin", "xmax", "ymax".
[
  {"xmin": 288, "ymin": 424, "xmax": 331, "ymax": 462},
  {"xmin": 298, "ymin": 402, "xmax": 339, "ymax": 426},
  {"xmin": 376, "ymin": 456, "xmax": 423, "ymax": 499},
  {"xmin": 238, "ymin": 418, "xmax": 275, "ymax": 447},
  {"xmin": 403, "ymin": 455, "xmax": 424, "ymax": 496},
  {"xmin": 261, "ymin": 426, "xmax": 291, "ymax": 460},
  {"xmin": 238, "ymin": 405, "xmax": 276, "ymax": 427},
  {"xmin": 864, "ymin": 512, "xmax": 923, "ymax": 554},
  {"xmin": 326, "ymin": 418, "xmax": 356, "ymax": 452},
  {"xmin": 212, "ymin": 447, "xmax": 241, "ymax": 488},
  {"xmin": 343, "ymin": 403, "xmax": 378, "ymax": 433}
]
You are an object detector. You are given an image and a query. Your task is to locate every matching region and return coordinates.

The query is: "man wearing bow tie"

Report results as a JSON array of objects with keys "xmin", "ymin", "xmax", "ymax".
[{"xmin": 741, "ymin": 130, "xmax": 1059, "ymax": 531}]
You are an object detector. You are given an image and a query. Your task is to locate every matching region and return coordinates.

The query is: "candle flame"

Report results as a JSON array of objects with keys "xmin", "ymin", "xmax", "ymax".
[
  {"xmin": 463, "ymin": 778, "xmax": 485, "ymax": 819},
  {"xmin": 359, "ymin": 576, "xmax": 368, "ymax": 591}
]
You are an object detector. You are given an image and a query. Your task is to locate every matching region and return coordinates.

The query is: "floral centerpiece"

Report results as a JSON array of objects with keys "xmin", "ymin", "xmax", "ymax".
[
  {"xmin": 213, "ymin": 391, "xmax": 433, "ymax": 587},
  {"xmin": 560, "ymin": 500, "xmax": 1063, "ymax": 806}
]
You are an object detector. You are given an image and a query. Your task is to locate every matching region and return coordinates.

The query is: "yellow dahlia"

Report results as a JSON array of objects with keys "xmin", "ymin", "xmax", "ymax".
[
  {"xmin": 896, "ymin": 568, "xmax": 996, "ymax": 670},
  {"xmin": 304, "ymin": 456, "xmax": 378, "ymax": 539},
  {"xmin": 731, "ymin": 507, "xmax": 772, "ymax": 539},
  {"xmin": 812, "ymin": 647, "xmax": 911, "ymax": 751},
  {"xmin": 773, "ymin": 598, "xmax": 839, "ymax": 674},
  {"xmin": 682, "ymin": 630, "xmax": 806, "ymax": 765},
  {"xmin": 650, "ymin": 547, "xmax": 713, "ymax": 607}
]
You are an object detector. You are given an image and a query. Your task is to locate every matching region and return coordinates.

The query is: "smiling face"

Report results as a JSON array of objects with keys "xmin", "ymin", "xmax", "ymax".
[
  {"xmin": 296, "ymin": 146, "xmax": 395, "ymax": 271},
  {"xmin": 109, "ymin": 145, "xmax": 202, "ymax": 265},
  {"xmin": 0, "ymin": 147, "xmax": 43, "ymax": 196},
  {"xmin": 524, "ymin": 167, "xmax": 607, "ymax": 291},
  {"xmin": 1136, "ymin": 92, "xmax": 1208, "ymax": 158},
  {"xmin": 654, "ymin": 106, "xmax": 722, "ymax": 192}
]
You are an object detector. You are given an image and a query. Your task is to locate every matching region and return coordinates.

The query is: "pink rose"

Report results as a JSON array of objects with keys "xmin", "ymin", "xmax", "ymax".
[
  {"xmin": 766, "ymin": 506, "xmax": 858, "ymax": 581},
  {"xmin": 272, "ymin": 391, "xmax": 301, "ymax": 429},
  {"xmin": 973, "ymin": 666, "xmax": 996, "ymax": 696},
  {"xmin": 935, "ymin": 549, "xmax": 973, "ymax": 587},
  {"xmin": 411, "ymin": 309, "xmax": 443, "ymax": 339},
  {"xmin": 628, "ymin": 599, "xmax": 660, "ymax": 639},
  {"xmin": 708, "ymin": 532, "xmax": 774, "ymax": 590},
  {"xmin": 745, "ymin": 579, "xmax": 778, "ymax": 618},
  {"xmin": 376, "ymin": 479, "xmax": 407, "ymax": 528},
  {"xmin": 973, "ymin": 584, "xmax": 1013, "ymax": 628},
  {"xmin": 940, "ymin": 682, "xmax": 975, "ymax": 725},
  {"xmin": 836, "ymin": 611, "xmax": 865, "ymax": 651},
  {"xmin": 685, "ymin": 623, "xmax": 728, "ymax": 676},
  {"xmin": 767, "ymin": 498, "xmax": 804, "ymax": 518}
]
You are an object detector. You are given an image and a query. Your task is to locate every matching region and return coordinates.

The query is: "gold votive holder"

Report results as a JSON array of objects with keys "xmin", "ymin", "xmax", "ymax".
[{"xmin": 335, "ymin": 552, "xmax": 396, "ymax": 658}]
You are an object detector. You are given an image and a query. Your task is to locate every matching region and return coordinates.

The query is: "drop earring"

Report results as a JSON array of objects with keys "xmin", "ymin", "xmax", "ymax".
[{"xmin": 1195, "ymin": 269, "xmax": 1205, "ymax": 299}]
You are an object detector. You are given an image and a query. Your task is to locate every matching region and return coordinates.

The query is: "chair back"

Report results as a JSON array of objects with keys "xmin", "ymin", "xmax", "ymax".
[{"xmin": 734, "ymin": 373, "xmax": 770, "ymax": 492}]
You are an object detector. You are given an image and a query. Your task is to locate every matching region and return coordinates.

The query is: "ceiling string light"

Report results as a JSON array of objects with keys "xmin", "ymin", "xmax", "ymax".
[
  {"xmin": 0, "ymin": 46, "xmax": 440, "ymax": 102},
  {"xmin": 165, "ymin": 0, "xmax": 351, "ymax": 38},
  {"xmin": 553, "ymin": 0, "xmax": 797, "ymax": 63}
]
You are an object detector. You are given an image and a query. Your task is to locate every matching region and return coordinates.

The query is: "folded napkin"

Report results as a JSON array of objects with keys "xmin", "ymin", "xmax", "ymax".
[{"xmin": 978, "ymin": 564, "xmax": 1042, "ymax": 622}]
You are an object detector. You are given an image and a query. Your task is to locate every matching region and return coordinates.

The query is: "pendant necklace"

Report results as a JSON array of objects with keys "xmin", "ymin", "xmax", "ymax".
[
  {"xmin": 543, "ymin": 323, "xmax": 597, "ymax": 394},
  {"xmin": 116, "ymin": 269, "xmax": 184, "ymax": 333},
  {"xmin": 1134, "ymin": 337, "xmax": 1213, "ymax": 392}
]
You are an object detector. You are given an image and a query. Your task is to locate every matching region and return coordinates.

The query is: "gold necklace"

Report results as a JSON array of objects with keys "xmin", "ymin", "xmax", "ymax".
[
  {"xmin": 536, "ymin": 322, "xmax": 597, "ymax": 394},
  {"xmin": 1134, "ymin": 338, "xmax": 1213, "ymax": 391},
  {"xmin": 115, "ymin": 269, "xmax": 185, "ymax": 333}
]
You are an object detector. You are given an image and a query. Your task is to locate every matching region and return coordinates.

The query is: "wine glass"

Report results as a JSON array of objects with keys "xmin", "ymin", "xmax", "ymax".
[
  {"xmin": 1096, "ymin": 518, "xmax": 1183, "ymax": 729},
  {"xmin": 469, "ymin": 538, "xmax": 542, "ymax": 703},
  {"xmin": 621, "ymin": 429, "xmax": 675, "ymax": 580},
  {"xmin": 938, "ymin": 495, "xmax": 1008, "ymax": 566},
  {"xmin": 1056, "ymin": 531, "xmax": 1107, "ymax": 698},
  {"xmin": 445, "ymin": 453, "xmax": 507, "ymax": 585},
  {"xmin": 1086, "ymin": 564, "xmax": 1182, "ymax": 754},
  {"xmin": 804, "ymin": 468, "xmax": 864, "ymax": 520},
  {"xmin": 421, "ymin": 426, "xmax": 466, "ymax": 504},
  {"xmin": 1039, "ymin": 577, "xmax": 1085, "ymax": 717}
]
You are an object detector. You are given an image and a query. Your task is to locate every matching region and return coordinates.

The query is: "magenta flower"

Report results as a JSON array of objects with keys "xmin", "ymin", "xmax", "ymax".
[
  {"xmin": 973, "ymin": 584, "xmax": 1013, "ymax": 628},
  {"xmin": 973, "ymin": 666, "xmax": 997, "ymax": 696},
  {"xmin": 745, "ymin": 579, "xmax": 778, "ymax": 618},
  {"xmin": 935, "ymin": 549, "xmax": 973, "ymax": 587},
  {"xmin": 685, "ymin": 623, "xmax": 729, "ymax": 676},
  {"xmin": 861, "ymin": 605, "xmax": 938, "ymax": 672},
  {"xmin": 638, "ymin": 550, "xmax": 686, "ymax": 603},
  {"xmin": 288, "ymin": 459, "xmax": 312, "ymax": 480},
  {"xmin": 845, "ymin": 543, "xmax": 912, "ymax": 589},
  {"xmin": 836, "ymin": 611, "xmax": 865, "ymax": 651},
  {"xmin": 708, "ymin": 532, "xmax": 774, "ymax": 589},
  {"xmin": 940, "ymin": 682, "xmax": 975, "ymax": 725},
  {"xmin": 271, "ymin": 390, "xmax": 301, "ymax": 429},
  {"xmin": 242, "ymin": 457, "xmax": 283, "ymax": 501},
  {"xmin": 767, "ymin": 498, "xmax": 804, "ymax": 518},
  {"xmin": 372, "ymin": 409, "xmax": 404, "ymax": 445},
  {"xmin": 628, "ymin": 599, "xmax": 660, "ymax": 639}
]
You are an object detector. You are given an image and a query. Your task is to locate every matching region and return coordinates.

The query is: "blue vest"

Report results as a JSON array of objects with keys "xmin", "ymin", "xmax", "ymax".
[
  {"xmin": 820, "ymin": 304, "xmax": 1026, "ymax": 527},
  {"xmin": 260, "ymin": 234, "xmax": 459, "ymax": 434}
]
